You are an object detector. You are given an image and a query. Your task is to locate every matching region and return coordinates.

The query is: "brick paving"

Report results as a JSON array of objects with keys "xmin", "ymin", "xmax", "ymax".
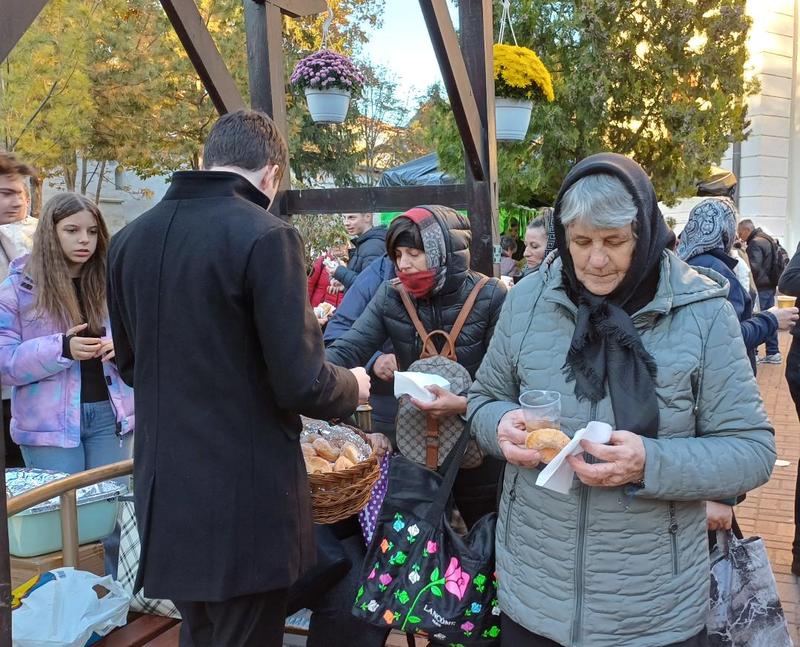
[
  {"xmin": 286, "ymin": 331, "xmax": 800, "ymax": 645},
  {"xmin": 740, "ymin": 331, "xmax": 800, "ymax": 643}
]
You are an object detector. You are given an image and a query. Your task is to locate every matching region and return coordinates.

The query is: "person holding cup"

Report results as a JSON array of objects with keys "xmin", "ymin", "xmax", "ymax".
[
  {"xmin": 468, "ymin": 153, "xmax": 776, "ymax": 647},
  {"xmin": 677, "ymin": 197, "xmax": 798, "ymax": 375}
]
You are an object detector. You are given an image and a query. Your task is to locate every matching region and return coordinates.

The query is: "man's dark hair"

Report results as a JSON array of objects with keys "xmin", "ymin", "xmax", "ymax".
[
  {"xmin": 386, "ymin": 216, "xmax": 424, "ymax": 260},
  {"xmin": 500, "ymin": 235, "xmax": 517, "ymax": 254},
  {"xmin": 202, "ymin": 110, "xmax": 288, "ymax": 181},
  {"xmin": 0, "ymin": 151, "xmax": 37, "ymax": 178}
]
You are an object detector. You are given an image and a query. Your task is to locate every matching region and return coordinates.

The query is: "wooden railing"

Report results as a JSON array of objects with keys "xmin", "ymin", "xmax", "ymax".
[{"xmin": 6, "ymin": 459, "xmax": 134, "ymax": 569}]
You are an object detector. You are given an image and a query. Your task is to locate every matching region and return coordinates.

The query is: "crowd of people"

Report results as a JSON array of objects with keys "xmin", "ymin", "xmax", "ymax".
[{"xmin": 1, "ymin": 109, "xmax": 799, "ymax": 646}]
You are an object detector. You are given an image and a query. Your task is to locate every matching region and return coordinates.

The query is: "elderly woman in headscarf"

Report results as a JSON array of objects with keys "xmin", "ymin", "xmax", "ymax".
[
  {"xmin": 677, "ymin": 197, "xmax": 798, "ymax": 374},
  {"xmin": 468, "ymin": 153, "xmax": 776, "ymax": 647}
]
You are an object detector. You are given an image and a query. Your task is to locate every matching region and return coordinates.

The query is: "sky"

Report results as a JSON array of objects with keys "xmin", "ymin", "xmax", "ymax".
[{"xmin": 360, "ymin": 1, "xmax": 460, "ymax": 110}]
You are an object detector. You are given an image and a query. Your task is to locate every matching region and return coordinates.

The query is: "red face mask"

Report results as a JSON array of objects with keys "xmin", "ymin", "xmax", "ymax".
[{"xmin": 397, "ymin": 269, "xmax": 437, "ymax": 298}]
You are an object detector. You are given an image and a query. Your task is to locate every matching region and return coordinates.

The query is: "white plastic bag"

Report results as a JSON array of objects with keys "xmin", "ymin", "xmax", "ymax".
[{"xmin": 13, "ymin": 567, "xmax": 130, "ymax": 647}]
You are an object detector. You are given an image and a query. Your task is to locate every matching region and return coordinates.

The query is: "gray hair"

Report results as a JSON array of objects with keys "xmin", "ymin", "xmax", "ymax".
[{"xmin": 559, "ymin": 174, "xmax": 638, "ymax": 230}]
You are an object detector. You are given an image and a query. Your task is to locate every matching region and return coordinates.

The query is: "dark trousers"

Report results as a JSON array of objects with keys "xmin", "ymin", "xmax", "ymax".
[
  {"xmin": 786, "ymin": 337, "xmax": 800, "ymax": 557},
  {"xmin": 174, "ymin": 589, "xmax": 289, "ymax": 647},
  {"xmin": 453, "ymin": 456, "xmax": 504, "ymax": 528},
  {"xmin": 758, "ymin": 289, "xmax": 780, "ymax": 355},
  {"xmin": 305, "ymin": 532, "xmax": 390, "ymax": 647},
  {"xmin": 500, "ymin": 614, "xmax": 708, "ymax": 646}
]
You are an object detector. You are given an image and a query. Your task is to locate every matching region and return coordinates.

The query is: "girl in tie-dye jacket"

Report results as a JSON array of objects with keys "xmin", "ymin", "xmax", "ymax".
[{"xmin": 0, "ymin": 193, "xmax": 134, "ymax": 474}]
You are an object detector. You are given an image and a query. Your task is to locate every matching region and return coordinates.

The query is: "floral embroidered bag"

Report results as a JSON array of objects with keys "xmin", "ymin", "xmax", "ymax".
[{"xmin": 352, "ymin": 420, "xmax": 500, "ymax": 645}]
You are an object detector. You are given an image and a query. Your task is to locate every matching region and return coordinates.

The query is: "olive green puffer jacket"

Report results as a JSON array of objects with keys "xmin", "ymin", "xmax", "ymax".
[{"xmin": 468, "ymin": 252, "xmax": 776, "ymax": 647}]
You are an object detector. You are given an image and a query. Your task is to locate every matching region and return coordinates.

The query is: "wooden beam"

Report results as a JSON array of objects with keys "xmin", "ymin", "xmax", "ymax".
[
  {"xmin": 280, "ymin": 184, "xmax": 468, "ymax": 215},
  {"xmin": 260, "ymin": 0, "xmax": 326, "ymax": 18},
  {"xmin": 159, "ymin": 0, "xmax": 246, "ymax": 115},
  {"xmin": 243, "ymin": 0, "xmax": 290, "ymax": 203},
  {"xmin": 0, "ymin": 0, "xmax": 50, "ymax": 63},
  {"xmin": 418, "ymin": 0, "xmax": 486, "ymax": 182},
  {"xmin": 459, "ymin": 0, "xmax": 499, "ymax": 276}
]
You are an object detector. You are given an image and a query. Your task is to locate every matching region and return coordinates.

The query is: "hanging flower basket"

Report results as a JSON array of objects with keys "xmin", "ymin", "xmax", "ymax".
[
  {"xmin": 291, "ymin": 50, "xmax": 365, "ymax": 124},
  {"xmin": 493, "ymin": 43, "xmax": 554, "ymax": 142}
]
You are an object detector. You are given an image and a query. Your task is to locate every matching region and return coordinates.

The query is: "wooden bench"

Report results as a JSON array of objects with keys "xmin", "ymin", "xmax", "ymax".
[{"xmin": 5, "ymin": 460, "xmax": 183, "ymax": 645}]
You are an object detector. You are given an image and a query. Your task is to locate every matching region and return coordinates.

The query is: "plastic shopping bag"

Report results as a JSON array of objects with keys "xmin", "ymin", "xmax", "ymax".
[
  {"xmin": 708, "ymin": 531, "xmax": 792, "ymax": 647},
  {"xmin": 12, "ymin": 567, "xmax": 130, "ymax": 647}
]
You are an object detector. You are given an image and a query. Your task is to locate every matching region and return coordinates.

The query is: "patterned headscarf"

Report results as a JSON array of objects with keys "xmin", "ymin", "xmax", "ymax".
[
  {"xmin": 398, "ymin": 207, "xmax": 449, "ymax": 295},
  {"xmin": 677, "ymin": 198, "xmax": 737, "ymax": 262}
]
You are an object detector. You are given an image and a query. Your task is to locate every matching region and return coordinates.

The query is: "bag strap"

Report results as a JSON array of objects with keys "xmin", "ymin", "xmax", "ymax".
[
  {"xmin": 423, "ymin": 400, "xmax": 492, "ymax": 525},
  {"xmin": 397, "ymin": 283, "xmax": 430, "ymax": 345},
  {"xmin": 425, "ymin": 415, "xmax": 440, "ymax": 470},
  {"xmin": 397, "ymin": 277, "xmax": 490, "ymax": 361},
  {"xmin": 450, "ymin": 276, "xmax": 490, "ymax": 343}
]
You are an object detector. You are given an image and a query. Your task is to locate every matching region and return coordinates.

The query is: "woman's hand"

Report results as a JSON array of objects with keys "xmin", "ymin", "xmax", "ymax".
[
  {"xmin": 497, "ymin": 409, "xmax": 541, "ymax": 468},
  {"xmin": 66, "ymin": 323, "xmax": 101, "ymax": 361},
  {"xmin": 366, "ymin": 433, "xmax": 392, "ymax": 457},
  {"xmin": 96, "ymin": 339, "xmax": 115, "ymax": 362},
  {"xmin": 567, "ymin": 430, "xmax": 645, "ymax": 487},
  {"xmin": 706, "ymin": 501, "xmax": 734, "ymax": 531},
  {"xmin": 410, "ymin": 385, "xmax": 467, "ymax": 419},
  {"xmin": 372, "ymin": 353, "xmax": 397, "ymax": 381}
]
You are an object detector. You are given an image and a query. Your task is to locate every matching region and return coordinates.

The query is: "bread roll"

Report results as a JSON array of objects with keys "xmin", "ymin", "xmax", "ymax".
[
  {"xmin": 301, "ymin": 443, "xmax": 317, "ymax": 459},
  {"xmin": 302, "ymin": 433, "xmax": 322, "ymax": 444},
  {"xmin": 312, "ymin": 438, "xmax": 340, "ymax": 461},
  {"xmin": 333, "ymin": 455, "xmax": 355, "ymax": 472},
  {"xmin": 305, "ymin": 456, "xmax": 332, "ymax": 474},
  {"xmin": 341, "ymin": 442, "xmax": 360, "ymax": 464},
  {"xmin": 525, "ymin": 427, "xmax": 570, "ymax": 463}
]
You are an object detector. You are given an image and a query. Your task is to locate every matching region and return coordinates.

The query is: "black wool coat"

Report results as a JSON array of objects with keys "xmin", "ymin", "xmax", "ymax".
[
  {"xmin": 107, "ymin": 171, "xmax": 359, "ymax": 601},
  {"xmin": 326, "ymin": 206, "xmax": 507, "ymax": 379}
]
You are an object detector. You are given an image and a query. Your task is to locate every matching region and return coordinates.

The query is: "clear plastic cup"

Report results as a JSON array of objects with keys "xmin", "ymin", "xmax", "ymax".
[
  {"xmin": 519, "ymin": 390, "xmax": 561, "ymax": 434},
  {"xmin": 777, "ymin": 295, "xmax": 796, "ymax": 309}
]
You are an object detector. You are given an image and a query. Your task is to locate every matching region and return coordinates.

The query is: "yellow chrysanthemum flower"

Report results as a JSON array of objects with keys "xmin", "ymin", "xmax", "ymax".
[{"xmin": 493, "ymin": 43, "xmax": 555, "ymax": 102}]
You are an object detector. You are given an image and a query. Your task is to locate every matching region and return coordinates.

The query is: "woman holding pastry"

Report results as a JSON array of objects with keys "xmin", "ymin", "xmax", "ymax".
[{"xmin": 468, "ymin": 153, "xmax": 776, "ymax": 646}]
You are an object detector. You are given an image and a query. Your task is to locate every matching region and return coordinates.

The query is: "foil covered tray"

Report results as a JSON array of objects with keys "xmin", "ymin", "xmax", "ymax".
[
  {"xmin": 300, "ymin": 417, "xmax": 371, "ymax": 462},
  {"xmin": 6, "ymin": 468, "xmax": 128, "ymax": 516}
]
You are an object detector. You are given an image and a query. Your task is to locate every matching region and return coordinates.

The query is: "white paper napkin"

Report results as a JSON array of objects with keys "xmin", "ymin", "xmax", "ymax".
[
  {"xmin": 535, "ymin": 421, "xmax": 613, "ymax": 494},
  {"xmin": 393, "ymin": 371, "xmax": 451, "ymax": 403}
]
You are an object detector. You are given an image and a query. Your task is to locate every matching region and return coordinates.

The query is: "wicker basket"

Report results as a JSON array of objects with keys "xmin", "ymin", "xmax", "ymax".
[{"xmin": 306, "ymin": 427, "xmax": 380, "ymax": 525}]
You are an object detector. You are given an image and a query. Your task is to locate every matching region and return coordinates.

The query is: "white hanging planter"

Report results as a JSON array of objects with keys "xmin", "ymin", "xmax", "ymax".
[
  {"xmin": 495, "ymin": 97, "xmax": 533, "ymax": 141},
  {"xmin": 304, "ymin": 88, "xmax": 352, "ymax": 124}
]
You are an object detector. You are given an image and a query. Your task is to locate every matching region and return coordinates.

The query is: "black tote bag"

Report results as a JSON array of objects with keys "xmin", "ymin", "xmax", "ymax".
[{"xmin": 351, "ymin": 423, "xmax": 501, "ymax": 645}]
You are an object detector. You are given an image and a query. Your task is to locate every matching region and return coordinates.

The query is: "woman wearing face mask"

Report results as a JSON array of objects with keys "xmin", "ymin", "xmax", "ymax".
[
  {"xmin": 0, "ymin": 193, "xmax": 134, "ymax": 572},
  {"xmin": 327, "ymin": 205, "xmax": 507, "ymax": 525}
]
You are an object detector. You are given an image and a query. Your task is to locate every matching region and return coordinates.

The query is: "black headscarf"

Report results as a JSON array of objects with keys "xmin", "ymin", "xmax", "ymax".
[{"xmin": 554, "ymin": 153, "xmax": 672, "ymax": 438}]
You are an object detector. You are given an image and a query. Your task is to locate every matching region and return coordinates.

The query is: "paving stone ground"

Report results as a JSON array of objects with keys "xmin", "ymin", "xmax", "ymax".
[
  {"xmin": 740, "ymin": 331, "xmax": 800, "ymax": 644},
  {"xmin": 286, "ymin": 331, "xmax": 800, "ymax": 645}
]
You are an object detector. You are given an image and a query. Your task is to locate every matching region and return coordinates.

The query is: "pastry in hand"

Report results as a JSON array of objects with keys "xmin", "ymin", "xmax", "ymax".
[
  {"xmin": 525, "ymin": 427, "xmax": 570, "ymax": 463},
  {"xmin": 333, "ymin": 455, "xmax": 354, "ymax": 472},
  {"xmin": 305, "ymin": 456, "xmax": 333, "ymax": 474},
  {"xmin": 313, "ymin": 438, "xmax": 340, "ymax": 461},
  {"xmin": 341, "ymin": 442, "xmax": 360, "ymax": 464}
]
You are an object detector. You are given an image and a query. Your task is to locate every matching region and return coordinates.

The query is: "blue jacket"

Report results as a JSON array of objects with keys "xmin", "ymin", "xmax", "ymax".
[
  {"xmin": 324, "ymin": 255, "xmax": 397, "ymax": 436},
  {"xmin": 690, "ymin": 251, "xmax": 777, "ymax": 373}
]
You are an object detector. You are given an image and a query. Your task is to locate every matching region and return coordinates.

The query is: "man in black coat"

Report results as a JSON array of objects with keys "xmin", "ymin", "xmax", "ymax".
[
  {"xmin": 326, "ymin": 213, "xmax": 387, "ymax": 290},
  {"xmin": 107, "ymin": 110, "xmax": 370, "ymax": 646},
  {"xmin": 738, "ymin": 218, "xmax": 781, "ymax": 363}
]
